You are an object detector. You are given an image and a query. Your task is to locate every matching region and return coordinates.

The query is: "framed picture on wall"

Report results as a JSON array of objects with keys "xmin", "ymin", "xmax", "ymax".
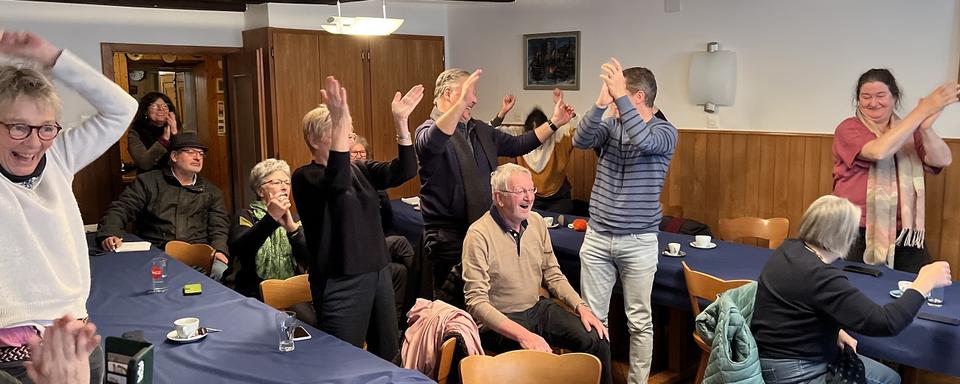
[
  {"xmin": 216, "ymin": 78, "xmax": 224, "ymax": 94},
  {"xmin": 523, "ymin": 31, "xmax": 580, "ymax": 90}
]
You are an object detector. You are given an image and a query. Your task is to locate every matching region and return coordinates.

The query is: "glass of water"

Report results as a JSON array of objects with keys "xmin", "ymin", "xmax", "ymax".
[
  {"xmin": 927, "ymin": 287, "xmax": 944, "ymax": 307},
  {"xmin": 150, "ymin": 257, "xmax": 167, "ymax": 293},
  {"xmin": 277, "ymin": 311, "xmax": 297, "ymax": 352}
]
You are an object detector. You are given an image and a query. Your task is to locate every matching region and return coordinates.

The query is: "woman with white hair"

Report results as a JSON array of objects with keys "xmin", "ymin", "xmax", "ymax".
[
  {"xmin": 751, "ymin": 195, "xmax": 953, "ymax": 384},
  {"xmin": 0, "ymin": 31, "xmax": 137, "ymax": 382},
  {"xmin": 229, "ymin": 158, "xmax": 309, "ymax": 299}
]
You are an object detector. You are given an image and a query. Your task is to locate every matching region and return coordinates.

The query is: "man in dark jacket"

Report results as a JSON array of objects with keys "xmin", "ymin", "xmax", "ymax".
[{"xmin": 96, "ymin": 133, "xmax": 230, "ymax": 280}]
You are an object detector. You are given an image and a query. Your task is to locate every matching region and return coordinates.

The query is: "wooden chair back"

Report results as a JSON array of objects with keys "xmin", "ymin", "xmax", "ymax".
[
  {"xmin": 259, "ymin": 274, "xmax": 312, "ymax": 310},
  {"xmin": 460, "ymin": 350, "xmax": 601, "ymax": 384},
  {"xmin": 164, "ymin": 240, "xmax": 215, "ymax": 273},
  {"xmin": 436, "ymin": 337, "xmax": 458, "ymax": 384},
  {"xmin": 682, "ymin": 261, "xmax": 753, "ymax": 384},
  {"xmin": 718, "ymin": 216, "xmax": 789, "ymax": 249}
]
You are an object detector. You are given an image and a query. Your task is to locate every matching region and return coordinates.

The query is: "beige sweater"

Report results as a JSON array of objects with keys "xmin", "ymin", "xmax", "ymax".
[
  {"xmin": 0, "ymin": 51, "xmax": 138, "ymax": 327},
  {"xmin": 462, "ymin": 211, "xmax": 583, "ymax": 329}
]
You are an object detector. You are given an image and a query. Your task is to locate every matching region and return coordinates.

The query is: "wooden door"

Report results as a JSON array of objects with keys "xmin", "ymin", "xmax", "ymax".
[
  {"xmin": 270, "ymin": 31, "xmax": 323, "ymax": 169},
  {"xmin": 368, "ymin": 35, "xmax": 444, "ymax": 199},
  {"xmin": 226, "ymin": 48, "xmax": 268, "ymax": 211},
  {"xmin": 193, "ymin": 56, "xmax": 233, "ymax": 213},
  {"xmin": 317, "ymin": 33, "xmax": 369, "ymax": 139}
]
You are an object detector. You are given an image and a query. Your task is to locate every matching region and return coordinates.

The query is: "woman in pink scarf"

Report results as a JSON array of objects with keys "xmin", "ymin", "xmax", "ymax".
[{"xmin": 832, "ymin": 69, "xmax": 958, "ymax": 273}]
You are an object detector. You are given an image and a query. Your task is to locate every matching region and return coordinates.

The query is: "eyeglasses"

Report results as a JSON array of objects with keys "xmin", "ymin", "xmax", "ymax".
[
  {"xmin": 1, "ymin": 121, "xmax": 62, "ymax": 141},
  {"xmin": 177, "ymin": 148, "xmax": 206, "ymax": 158},
  {"xmin": 498, "ymin": 187, "xmax": 537, "ymax": 196},
  {"xmin": 350, "ymin": 150, "xmax": 367, "ymax": 156},
  {"xmin": 261, "ymin": 179, "xmax": 291, "ymax": 187},
  {"xmin": 148, "ymin": 103, "xmax": 170, "ymax": 111}
]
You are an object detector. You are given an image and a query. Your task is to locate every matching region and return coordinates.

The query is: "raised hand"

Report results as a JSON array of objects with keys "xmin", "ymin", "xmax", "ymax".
[
  {"xmin": 551, "ymin": 97, "xmax": 576, "ymax": 127},
  {"xmin": 596, "ymin": 81, "xmax": 614, "ymax": 108},
  {"xmin": 458, "ymin": 69, "xmax": 482, "ymax": 111},
  {"xmin": 166, "ymin": 111, "xmax": 179, "ymax": 135},
  {"xmin": 500, "ymin": 94, "xmax": 516, "ymax": 116},
  {"xmin": 392, "ymin": 84, "xmax": 425, "ymax": 123},
  {"xmin": 0, "ymin": 31, "xmax": 61, "ymax": 67},
  {"xmin": 917, "ymin": 82, "xmax": 960, "ymax": 117},
  {"xmin": 320, "ymin": 76, "xmax": 351, "ymax": 127},
  {"xmin": 553, "ymin": 88, "xmax": 563, "ymax": 104},
  {"xmin": 600, "ymin": 57, "xmax": 628, "ymax": 99}
]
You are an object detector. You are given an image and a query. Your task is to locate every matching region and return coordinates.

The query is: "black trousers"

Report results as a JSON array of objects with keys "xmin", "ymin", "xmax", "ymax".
[
  {"xmin": 845, "ymin": 227, "xmax": 931, "ymax": 273},
  {"xmin": 480, "ymin": 299, "xmax": 612, "ymax": 384},
  {"xmin": 313, "ymin": 266, "xmax": 400, "ymax": 364},
  {"xmin": 422, "ymin": 228, "xmax": 466, "ymax": 293}
]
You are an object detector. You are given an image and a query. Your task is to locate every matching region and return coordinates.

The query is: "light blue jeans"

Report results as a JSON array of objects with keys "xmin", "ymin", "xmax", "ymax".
[
  {"xmin": 579, "ymin": 227, "xmax": 658, "ymax": 384},
  {"xmin": 760, "ymin": 355, "xmax": 901, "ymax": 384}
]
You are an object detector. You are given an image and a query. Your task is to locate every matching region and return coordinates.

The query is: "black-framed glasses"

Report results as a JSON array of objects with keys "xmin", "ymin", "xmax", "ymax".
[
  {"xmin": 261, "ymin": 179, "xmax": 291, "ymax": 187},
  {"xmin": 498, "ymin": 187, "xmax": 537, "ymax": 196},
  {"xmin": 148, "ymin": 103, "xmax": 170, "ymax": 111},
  {"xmin": 176, "ymin": 148, "xmax": 206, "ymax": 158},
  {"xmin": 1, "ymin": 121, "xmax": 62, "ymax": 141}
]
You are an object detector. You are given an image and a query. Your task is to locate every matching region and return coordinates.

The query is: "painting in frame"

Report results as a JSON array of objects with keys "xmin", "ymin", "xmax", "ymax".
[{"xmin": 523, "ymin": 31, "xmax": 580, "ymax": 90}]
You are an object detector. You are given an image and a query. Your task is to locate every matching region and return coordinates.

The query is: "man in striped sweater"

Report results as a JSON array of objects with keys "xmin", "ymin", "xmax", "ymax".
[{"xmin": 573, "ymin": 58, "xmax": 677, "ymax": 384}]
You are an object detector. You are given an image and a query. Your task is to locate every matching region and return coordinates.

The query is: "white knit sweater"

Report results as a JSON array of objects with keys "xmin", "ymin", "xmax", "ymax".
[{"xmin": 0, "ymin": 51, "xmax": 137, "ymax": 327}]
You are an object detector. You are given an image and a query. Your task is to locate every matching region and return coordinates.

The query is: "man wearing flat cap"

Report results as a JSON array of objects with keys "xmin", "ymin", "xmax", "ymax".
[{"xmin": 97, "ymin": 132, "xmax": 231, "ymax": 279}]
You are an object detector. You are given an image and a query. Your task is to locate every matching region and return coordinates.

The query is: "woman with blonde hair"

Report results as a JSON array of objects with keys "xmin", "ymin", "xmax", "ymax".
[{"xmin": 752, "ymin": 195, "xmax": 952, "ymax": 383}]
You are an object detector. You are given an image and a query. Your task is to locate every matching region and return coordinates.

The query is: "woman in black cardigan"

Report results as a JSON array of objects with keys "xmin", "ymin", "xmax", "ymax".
[
  {"xmin": 127, "ymin": 92, "xmax": 180, "ymax": 171},
  {"xmin": 752, "ymin": 195, "xmax": 952, "ymax": 384},
  {"xmin": 291, "ymin": 76, "xmax": 422, "ymax": 363}
]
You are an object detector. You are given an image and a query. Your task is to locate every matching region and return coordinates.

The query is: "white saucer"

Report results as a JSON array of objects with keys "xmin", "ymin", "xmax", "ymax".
[
  {"xmin": 547, "ymin": 223, "xmax": 560, "ymax": 229},
  {"xmin": 889, "ymin": 289, "xmax": 903, "ymax": 299},
  {"xmin": 662, "ymin": 250, "xmax": 686, "ymax": 257},
  {"xmin": 166, "ymin": 330, "xmax": 207, "ymax": 343},
  {"xmin": 689, "ymin": 242, "xmax": 717, "ymax": 249}
]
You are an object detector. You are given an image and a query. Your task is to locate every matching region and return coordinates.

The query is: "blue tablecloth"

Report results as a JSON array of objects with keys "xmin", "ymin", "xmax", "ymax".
[
  {"xmin": 390, "ymin": 200, "xmax": 960, "ymax": 376},
  {"xmin": 86, "ymin": 235, "xmax": 433, "ymax": 384}
]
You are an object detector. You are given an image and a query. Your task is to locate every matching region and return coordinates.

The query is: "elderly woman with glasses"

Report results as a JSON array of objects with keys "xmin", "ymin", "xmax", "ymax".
[
  {"xmin": 0, "ymin": 31, "xmax": 137, "ymax": 382},
  {"xmin": 229, "ymin": 158, "xmax": 310, "ymax": 299},
  {"xmin": 752, "ymin": 195, "xmax": 953, "ymax": 384},
  {"xmin": 127, "ymin": 92, "xmax": 181, "ymax": 171}
]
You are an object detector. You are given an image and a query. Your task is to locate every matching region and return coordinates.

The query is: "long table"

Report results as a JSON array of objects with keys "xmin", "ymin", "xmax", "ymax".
[
  {"xmin": 390, "ymin": 200, "xmax": 960, "ymax": 377},
  {"xmin": 87, "ymin": 234, "xmax": 434, "ymax": 384}
]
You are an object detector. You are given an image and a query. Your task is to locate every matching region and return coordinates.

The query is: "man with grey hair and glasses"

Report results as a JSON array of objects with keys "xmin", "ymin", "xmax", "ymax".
[
  {"xmin": 416, "ymin": 68, "xmax": 575, "ymax": 295},
  {"xmin": 574, "ymin": 58, "xmax": 677, "ymax": 383},
  {"xmin": 462, "ymin": 163, "xmax": 612, "ymax": 384}
]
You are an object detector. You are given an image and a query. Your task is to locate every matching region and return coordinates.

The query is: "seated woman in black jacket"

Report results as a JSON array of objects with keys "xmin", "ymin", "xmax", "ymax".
[
  {"xmin": 752, "ymin": 195, "xmax": 952, "ymax": 384},
  {"xmin": 229, "ymin": 158, "xmax": 309, "ymax": 299}
]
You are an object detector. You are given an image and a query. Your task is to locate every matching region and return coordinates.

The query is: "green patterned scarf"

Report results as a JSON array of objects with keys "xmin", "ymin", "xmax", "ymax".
[{"xmin": 247, "ymin": 200, "xmax": 296, "ymax": 280}]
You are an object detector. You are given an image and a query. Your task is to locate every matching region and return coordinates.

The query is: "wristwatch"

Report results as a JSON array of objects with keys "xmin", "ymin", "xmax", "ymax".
[{"xmin": 547, "ymin": 120, "xmax": 559, "ymax": 131}]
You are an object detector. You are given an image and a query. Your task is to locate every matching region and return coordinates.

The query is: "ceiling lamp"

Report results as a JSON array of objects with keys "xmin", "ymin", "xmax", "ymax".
[{"xmin": 322, "ymin": 0, "xmax": 404, "ymax": 36}]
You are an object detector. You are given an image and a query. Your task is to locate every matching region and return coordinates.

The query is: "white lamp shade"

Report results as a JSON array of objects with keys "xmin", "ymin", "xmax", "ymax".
[
  {"xmin": 322, "ymin": 16, "xmax": 404, "ymax": 36},
  {"xmin": 688, "ymin": 50, "xmax": 737, "ymax": 106}
]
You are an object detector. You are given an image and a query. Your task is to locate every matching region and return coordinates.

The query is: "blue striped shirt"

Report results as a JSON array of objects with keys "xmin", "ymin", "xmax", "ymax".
[{"xmin": 573, "ymin": 96, "xmax": 677, "ymax": 234}]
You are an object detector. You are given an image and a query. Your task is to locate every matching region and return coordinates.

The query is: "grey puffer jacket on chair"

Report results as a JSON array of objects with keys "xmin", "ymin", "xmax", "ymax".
[{"xmin": 695, "ymin": 282, "xmax": 763, "ymax": 384}]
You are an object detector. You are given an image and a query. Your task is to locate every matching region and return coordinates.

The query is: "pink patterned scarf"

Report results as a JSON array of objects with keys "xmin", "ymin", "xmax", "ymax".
[{"xmin": 858, "ymin": 110, "xmax": 926, "ymax": 268}]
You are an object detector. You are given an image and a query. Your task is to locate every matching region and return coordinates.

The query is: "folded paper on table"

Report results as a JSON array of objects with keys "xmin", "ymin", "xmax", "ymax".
[
  {"xmin": 116, "ymin": 242, "xmax": 152, "ymax": 252},
  {"xmin": 84, "ymin": 224, "xmax": 99, "ymax": 233},
  {"xmin": 401, "ymin": 197, "xmax": 420, "ymax": 206}
]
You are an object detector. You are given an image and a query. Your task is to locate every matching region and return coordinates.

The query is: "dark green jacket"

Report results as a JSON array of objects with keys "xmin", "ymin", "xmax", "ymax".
[{"xmin": 96, "ymin": 168, "xmax": 230, "ymax": 255}]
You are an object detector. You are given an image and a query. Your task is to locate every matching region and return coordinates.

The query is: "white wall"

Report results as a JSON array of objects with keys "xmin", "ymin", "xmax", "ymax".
[
  {"xmin": 0, "ymin": 0, "xmax": 244, "ymax": 128},
  {"xmin": 447, "ymin": 0, "xmax": 960, "ymax": 137}
]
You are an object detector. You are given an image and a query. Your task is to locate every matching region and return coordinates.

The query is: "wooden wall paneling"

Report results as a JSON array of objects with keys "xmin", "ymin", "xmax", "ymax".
[
  {"xmin": 800, "ymin": 137, "xmax": 822, "ymax": 214},
  {"xmin": 368, "ymin": 37, "xmax": 413, "ymax": 198},
  {"xmin": 317, "ymin": 34, "xmax": 369, "ymax": 140},
  {"xmin": 271, "ymin": 31, "xmax": 323, "ymax": 169},
  {"xmin": 818, "ymin": 137, "xmax": 835, "ymax": 196},
  {"xmin": 225, "ymin": 48, "xmax": 266, "ymax": 211},
  {"xmin": 398, "ymin": 36, "xmax": 446, "ymax": 199},
  {"xmin": 194, "ymin": 56, "xmax": 233, "ymax": 213}
]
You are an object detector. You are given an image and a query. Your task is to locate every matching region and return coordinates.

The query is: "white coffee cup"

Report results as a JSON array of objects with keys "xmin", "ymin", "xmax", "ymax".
[
  {"xmin": 174, "ymin": 317, "xmax": 200, "ymax": 339},
  {"xmin": 667, "ymin": 243, "xmax": 681, "ymax": 255},
  {"xmin": 695, "ymin": 235, "xmax": 712, "ymax": 247},
  {"xmin": 543, "ymin": 217, "xmax": 554, "ymax": 226}
]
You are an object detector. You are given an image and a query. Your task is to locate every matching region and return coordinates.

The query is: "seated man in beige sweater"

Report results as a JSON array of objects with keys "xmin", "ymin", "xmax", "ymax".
[{"xmin": 462, "ymin": 163, "xmax": 612, "ymax": 384}]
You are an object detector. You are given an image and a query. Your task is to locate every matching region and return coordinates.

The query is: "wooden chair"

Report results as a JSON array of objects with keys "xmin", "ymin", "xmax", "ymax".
[
  {"xmin": 718, "ymin": 216, "xmax": 789, "ymax": 249},
  {"xmin": 682, "ymin": 261, "xmax": 753, "ymax": 384},
  {"xmin": 436, "ymin": 337, "xmax": 458, "ymax": 384},
  {"xmin": 259, "ymin": 274, "xmax": 312, "ymax": 310},
  {"xmin": 461, "ymin": 350, "xmax": 600, "ymax": 384},
  {"xmin": 164, "ymin": 240, "xmax": 215, "ymax": 274}
]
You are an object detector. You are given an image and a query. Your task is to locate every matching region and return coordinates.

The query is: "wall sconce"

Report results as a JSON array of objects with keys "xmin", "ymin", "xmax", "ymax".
[
  {"xmin": 688, "ymin": 42, "xmax": 737, "ymax": 113},
  {"xmin": 322, "ymin": 0, "xmax": 404, "ymax": 36}
]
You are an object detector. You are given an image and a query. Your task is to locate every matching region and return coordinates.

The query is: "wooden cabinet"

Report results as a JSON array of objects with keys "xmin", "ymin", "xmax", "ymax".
[{"xmin": 233, "ymin": 27, "xmax": 444, "ymax": 202}]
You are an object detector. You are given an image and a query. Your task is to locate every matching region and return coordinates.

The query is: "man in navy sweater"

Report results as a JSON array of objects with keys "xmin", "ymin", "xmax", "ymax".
[{"xmin": 573, "ymin": 58, "xmax": 678, "ymax": 383}]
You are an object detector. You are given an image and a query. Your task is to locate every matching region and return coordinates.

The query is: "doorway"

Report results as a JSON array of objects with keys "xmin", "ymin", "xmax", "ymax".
[{"xmin": 79, "ymin": 43, "xmax": 241, "ymax": 222}]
